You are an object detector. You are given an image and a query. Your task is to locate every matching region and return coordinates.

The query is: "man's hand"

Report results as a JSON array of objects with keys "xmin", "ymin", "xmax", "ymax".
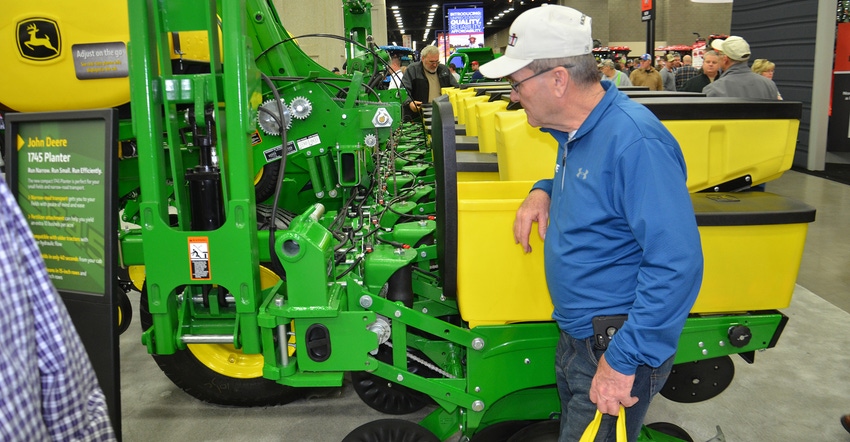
[
  {"xmin": 589, "ymin": 354, "xmax": 638, "ymax": 416},
  {"xmin": 409, "ymin": 101, "xmax": 423, "ymax": 112},
  {"xmin": 513, "ymin": 189, "xmax": 550, "ymax": 253}
]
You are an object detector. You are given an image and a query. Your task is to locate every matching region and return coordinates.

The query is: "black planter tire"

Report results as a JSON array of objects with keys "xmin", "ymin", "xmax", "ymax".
[
  {"xmin": 138, "ymin": 269, "xmax": 300, "ymax": 407},
  {"xmin": 341, "ymin": 419, "xmax": 440, "ymax": 442}
]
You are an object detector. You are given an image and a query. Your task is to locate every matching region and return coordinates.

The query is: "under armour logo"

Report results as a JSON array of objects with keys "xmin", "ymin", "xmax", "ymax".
[
  {"xmin": 508, "ymin": 33, "xmax": 518, "ymax": 47},
  {"xmin": 576, "ymin": 168, "xmax": 589, "ymax": 179},
  {"xmin": 555, "ymin": 163, "xmax": 560, "ymax": 174}
]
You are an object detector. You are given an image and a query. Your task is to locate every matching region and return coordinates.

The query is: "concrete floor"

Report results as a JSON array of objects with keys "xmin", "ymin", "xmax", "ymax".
[{"xmin": 116, "ymin": 169, "xmax": 850, "ymax": 441}]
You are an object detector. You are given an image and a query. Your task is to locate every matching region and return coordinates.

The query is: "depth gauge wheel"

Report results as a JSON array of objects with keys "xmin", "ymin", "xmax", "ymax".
[
  {"xmin": 341, "ymin": 419, "xmax": 440, "ymax": 442},
  {"xmin": 350, "ymin": 345, "xmax": 438, "ymax": 415},
  {"xmin": 470, "ymin": 420, "xmax": 536, "ymax": 442},
  {"xmin": 139, "ymin": 265, "xmax": 300, "ymax": 406},
  {"xmin": 646, "ymin": 422, "xmax": 694, "ymax": 442},
  {"xmin": 505, "ymin": 419, "xmax": 560, "ymax": 442}
]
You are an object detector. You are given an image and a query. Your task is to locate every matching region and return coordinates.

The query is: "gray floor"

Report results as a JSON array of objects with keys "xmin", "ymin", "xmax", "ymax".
[{"xmin": 117, "ymin": 169, "xmax": 850, "ymax": 441}]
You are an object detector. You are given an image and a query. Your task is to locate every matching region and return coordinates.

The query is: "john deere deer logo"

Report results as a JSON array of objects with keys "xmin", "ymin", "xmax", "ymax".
[{"xmin": 17, "ymin": 18, "xmax": 61, "ymax": 61}]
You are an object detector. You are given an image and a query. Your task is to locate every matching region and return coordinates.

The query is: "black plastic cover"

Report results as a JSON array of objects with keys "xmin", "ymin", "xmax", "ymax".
[{"xmin": 692, "ymin": 192, "xmax": 816, "ymax": 226}]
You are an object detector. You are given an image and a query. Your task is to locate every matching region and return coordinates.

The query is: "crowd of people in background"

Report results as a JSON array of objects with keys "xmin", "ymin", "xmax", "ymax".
[{"xmin": 595, "ymin": 35, "xmax": 782, "ymax": 100}]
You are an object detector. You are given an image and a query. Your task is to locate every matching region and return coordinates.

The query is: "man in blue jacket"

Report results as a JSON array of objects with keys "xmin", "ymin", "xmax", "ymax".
[{"xmin": 480, "ymin": 5, "xmax": 703, "ymax": 442}]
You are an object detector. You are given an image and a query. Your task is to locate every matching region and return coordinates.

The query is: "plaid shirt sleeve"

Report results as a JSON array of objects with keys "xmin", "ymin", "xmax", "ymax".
[{"xmin": 0, "ymin": 175, "xmax": 116, "ymax": 441}]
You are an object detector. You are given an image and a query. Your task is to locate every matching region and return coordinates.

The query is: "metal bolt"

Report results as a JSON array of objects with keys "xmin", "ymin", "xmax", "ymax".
[
  {"xmin": 719, "ymin": 341, "xmax": 726, "ymax": 347},
  {"xmin": 420, "ymin": 251, "xmax": 427, "ymax": 258},
  {"xmin": 698, "ymin": 341, "xmax": 705, "ymax": 348},
  {"xmin": 396, "ymin": 374, "xmax": 404, "ymax": 382},
  {"xmin": 471, "ymin": 337, "xmax": 485, "ymax": 350},
  {"xmin": 422, "ymin": 307, "xmax": 429, "ymax": 314},
  {"xmin": 359, "ymin": 295, "xmax": 373, "ymax": 308},
  {"xmin": 474, "ymin": 386, "xmax": 481, "ymax": 392},
  {"xmin": 702, "ymin": 349, "xmax": 708, "ymax": 355},
  {"xmin": 471, "ymin": 400, "xmax": 485, "ymax": 412},
  {"xmin": 524, "ymin": 358, "xmax": 530, "ymax": 365},
  {"xmin": 394, "ymin": 310, "xmax": 402, "ymax": 318}
]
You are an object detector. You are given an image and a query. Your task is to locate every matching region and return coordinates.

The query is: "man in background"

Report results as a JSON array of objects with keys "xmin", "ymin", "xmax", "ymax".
[
  {"xmin": 470, "ymin": 60, "xmax": 484, "ymax": 82},
  {"xmin": 675, "ymin": 55, "xmax": 699, "ymax": 91},
  {"xmin": 703, "ymin": 36, "xmax": 779, "ymax": 99},
  {"xmin": 599, "ymin": 59, "xmax": 632, "ymax": 88},
  {"xmin": 400, "ymin": 45, "xmax": 459, "ymax": 121},
  {"xmin": 629, "ymin": 54, "xmax": 663, "ymax": 90}
]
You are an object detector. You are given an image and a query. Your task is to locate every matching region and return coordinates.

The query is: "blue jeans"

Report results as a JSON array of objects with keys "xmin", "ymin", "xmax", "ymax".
[{"xmin": 555, "ymin": 330, "xmax": 674, "ymax": 442}]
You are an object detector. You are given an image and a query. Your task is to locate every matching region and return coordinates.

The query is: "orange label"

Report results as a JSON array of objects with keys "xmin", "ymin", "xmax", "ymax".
[{"xmin": 188, "ymin": 236, "xmax": 211, "ymax": 280}]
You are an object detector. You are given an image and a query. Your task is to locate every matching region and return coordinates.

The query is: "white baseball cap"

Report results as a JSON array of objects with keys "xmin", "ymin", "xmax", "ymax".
[
  {"xmin": 479, "ymin": 5, "xmax": 593, "ymax": 79},
  {"xmin": 711, "ymin": 36, "xmax": 751, "ymax": 62}
]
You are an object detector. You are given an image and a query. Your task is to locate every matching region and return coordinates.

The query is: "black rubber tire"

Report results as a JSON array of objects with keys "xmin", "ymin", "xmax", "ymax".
[
  {"xmin": 341, "ymin": 419, "xmax": 440, "ymax": 442},
  {"xmin": 139, "ymin": 286, "xmax": 301, "ymax": 406},
  {"xmin": 470, "ymin": 420, "xmax": 536, "ymax": 442},
  {"xmin": 254, "ymin": 160, "xmax": 281, "ymax": 203},
  {"xmin": 116, "ymin": 288, "xmax": 133, "ymax": 336},
  {"xmin": 646, "ymin": 422, "xmax": 694, "ymax": 442},
  {"xmin": 350, "ymin": 345, "xmax": 437, "ymax": 415},
  {"xmin": 505, "ymin": 419, "xmax": 560, "ymax": 442}
]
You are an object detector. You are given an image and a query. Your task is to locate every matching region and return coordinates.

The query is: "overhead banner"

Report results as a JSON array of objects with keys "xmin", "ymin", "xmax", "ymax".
[{"xmin": 448, "ymin": 7, "xmax": 484, "ymax": 50}]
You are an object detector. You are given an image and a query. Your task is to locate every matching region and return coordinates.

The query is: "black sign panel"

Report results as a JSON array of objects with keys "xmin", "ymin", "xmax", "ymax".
[{"xmin": 4, "ymin": 109, "xmax": 121, "ymax": 438}]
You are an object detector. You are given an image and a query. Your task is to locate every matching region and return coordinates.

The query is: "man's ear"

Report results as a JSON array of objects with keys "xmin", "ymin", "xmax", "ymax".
[{"xmin": 551, "ymin": 67, "xmax": 570, "ymax": 97}]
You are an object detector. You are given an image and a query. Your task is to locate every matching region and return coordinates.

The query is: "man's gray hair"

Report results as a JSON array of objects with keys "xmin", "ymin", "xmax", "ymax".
[
  {"xmin": 420, "ymin": 45, "xmax": 439, "ymax": 59},
  {"xmin": 527, "ymin": 54, "xmax": 600, "ymax": 87}
]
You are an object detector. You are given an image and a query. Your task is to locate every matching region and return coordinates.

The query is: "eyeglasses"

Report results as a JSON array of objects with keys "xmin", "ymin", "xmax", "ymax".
[{"xmin": 508, "ymin": 65, "xmax": 572, "ymax": 93}]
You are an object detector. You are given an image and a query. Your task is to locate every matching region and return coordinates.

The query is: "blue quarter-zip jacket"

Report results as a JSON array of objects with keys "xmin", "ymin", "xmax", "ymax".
[{"xmin": 531, "ymin": 82, "xmax": 703, "ymax": 375}]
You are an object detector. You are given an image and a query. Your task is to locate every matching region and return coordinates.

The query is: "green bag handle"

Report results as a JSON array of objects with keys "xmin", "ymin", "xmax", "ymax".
[{"xmin": 579, "ymin": 406, "xmax": 627, "ymax": 442}]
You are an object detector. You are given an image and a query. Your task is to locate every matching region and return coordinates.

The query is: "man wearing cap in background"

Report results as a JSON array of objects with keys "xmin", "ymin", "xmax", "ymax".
[
  {"xmin": 660, "ymin": 54, "xmax": 677, "ymax": 92},
  {"xmin": 628, "ymin": 54, "xmax": 663, "ymax": 91},
  {"xmin": 469, "ymin": 60, "xmax": 484, "ymax": 82},
  {"xmin": 599, "ymin": 59, "xmax": 632, "ymax": 88},
  {"xmin": 703, "ymin": 36, "xmax": 779, "ymax": 99},
  {"xmin": 479, "ymin": 4, "xmax": 703, "ymax": 442}
]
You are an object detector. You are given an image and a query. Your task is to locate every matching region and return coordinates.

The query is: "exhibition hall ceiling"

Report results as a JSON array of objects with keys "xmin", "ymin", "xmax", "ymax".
[{"xmin": 385, "ymin": 0, "xmax": 553, "ymax": 46}]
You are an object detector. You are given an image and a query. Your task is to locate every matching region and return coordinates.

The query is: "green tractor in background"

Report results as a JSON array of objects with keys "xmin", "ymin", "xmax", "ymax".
[{"xmin": 448, "ymin": 47, "xmax": 499, "ymax": 82}]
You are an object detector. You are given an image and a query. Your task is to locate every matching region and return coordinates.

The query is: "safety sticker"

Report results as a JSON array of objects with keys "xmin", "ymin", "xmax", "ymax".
[
  {"xmin": 251, "ymin": 130, "xmax": 262, "ymax": 146},
  {"xmin": 296, "ymin": 133, "xmax": 321, "ymax": 150},
  {"xmin": 188, "ymin": 236, "xmax": 211, "ymax": 280},
  {"xmin": 263, "ymin": 141, "xmax": 297, "ymax": 162}
]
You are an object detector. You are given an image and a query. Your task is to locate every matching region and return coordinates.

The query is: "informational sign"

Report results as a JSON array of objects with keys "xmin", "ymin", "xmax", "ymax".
[
  {"xmin": 11, "ymin": 116, "xmax": 109, "ymax": 295},
  {"xmin": 641, "ymin": 0, "xmax": 654, "ymax": 22},
  {"xmin": 72, "ymin": 42, "xmax": 129, "ymax": 80},
  {"xmin": 4, "ymin": 108, "xmax": 121, "ymax": 438},
  {"xmin": 448, "ymin": 8, "xmax": 484, "ymax": 50}
]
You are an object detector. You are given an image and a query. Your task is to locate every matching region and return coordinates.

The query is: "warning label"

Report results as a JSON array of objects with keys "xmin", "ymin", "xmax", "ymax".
[{"xmin": 188, "ymin": 237, "xmax": 211, "ymax": 280}]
